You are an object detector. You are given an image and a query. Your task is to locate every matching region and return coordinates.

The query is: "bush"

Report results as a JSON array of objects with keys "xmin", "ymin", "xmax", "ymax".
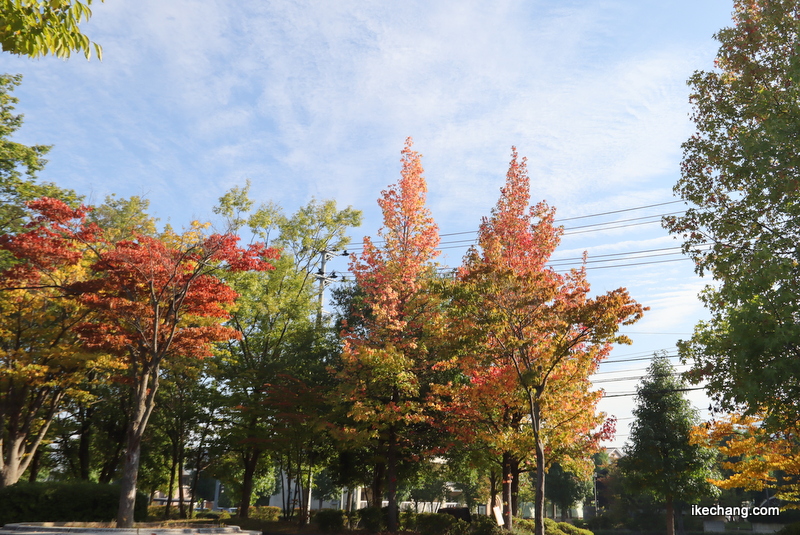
[
  {"xmin": 544, "ymin": 518, "xmax": 569, "ymax": 535},
  {"xmin": 778, "ymin": 523, "xmax": 800, "ymax": 535},
  {"xmin": 314, "ymin": 509, "xmax": 345, "ymax": 532},
  {"xmin": 248, "ymin": 505, "xmax": 281, "ymax": 521},
  {"xmin": 416, "ymin": 512, "xmax": 455, "ymax": 535},
  {"xmin": 400, "ymin": 509, "xmax": 418, "ymax": 531},
  {"xmin": 557, "ymin": 522, "xmax": 593, "ymax": 535},
  {"xmin": 358, "ymin": 506, "xmax": 384, "ymax": 533},
  {"xmin": 0, "ymin": 481, "xmax": 147, "ymax": 524},
  {"xmin": 471, "ymin": 515, "xmax": 503, "ymax": 535},
  {"xmin": 195, "ymin": 510, "xmax": 231, "ymax": 520},
  {"xmin": 449, "ymin": 519, "xmax": 470, "ymax": 535},
  {"xmin": 515, "ymin": 518, "xmax": 571, "ymax": 535}
]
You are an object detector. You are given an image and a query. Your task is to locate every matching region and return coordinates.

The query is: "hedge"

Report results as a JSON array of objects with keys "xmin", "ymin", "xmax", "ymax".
[{"xmin": 0, "ymin": 481, "xmax": 147, "ymax": 524}]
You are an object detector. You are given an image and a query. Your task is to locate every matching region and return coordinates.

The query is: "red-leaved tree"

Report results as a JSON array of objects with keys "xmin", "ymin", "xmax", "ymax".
[
  {"xmin": 453, "ymin": 149, "xmax": 644, "ymax": 535},
  {"xmin": 2, "ymin": 198, "xmax": 276, "ymax": 526},
  {"xmin": 337, "ymin": 138, "xmax": 441, "ymax": 532}
]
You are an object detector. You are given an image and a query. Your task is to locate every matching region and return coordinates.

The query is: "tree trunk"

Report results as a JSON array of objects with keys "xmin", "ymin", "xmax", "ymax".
[
  {"xmin": 666, "ymin": 498, "xmax": 675, "ymax": 535},
  {"xmin": 387, "ymin": 424, "xmax": 398, "ymax": 532},
  {"xmin": 534, "ymin": 438, "xmax": 545, "ymax": 535},
  {"xmin": 502, "ymin": 451, "xmax": 513, "ymax": 530},
  {"xmin": 117, "ymin": 427, "xmax": 144, "ymax": 527},
  {"xmin": 116, "ymin": 364, "xmax": 159, "ymax": 528},
  {"xmin": 371, "ymin": 460, "xmax": 385, "ymax": 508},
  {"xmin": 178, "ymin": 445, "xmax": 187, "ymax": 519},
  {"xmin": 510, "ymin": 458, "xmax": 520, "ymax": 518},
  {"xmin": 78, "ymin": 404, "xmax": 93, "ymax": 480},
  {"xmin": 239, "ymin": 447, "xmax": 261, "ymax": 519},
  {"xmin": 165, "ymin": 455, "xmax": 177, "ymax": 519}
]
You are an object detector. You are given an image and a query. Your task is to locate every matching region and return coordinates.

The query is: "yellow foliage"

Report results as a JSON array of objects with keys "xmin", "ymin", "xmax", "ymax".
[{"xmin": 693, "ymin": 412, "xmax": 800, "ymax": 506}]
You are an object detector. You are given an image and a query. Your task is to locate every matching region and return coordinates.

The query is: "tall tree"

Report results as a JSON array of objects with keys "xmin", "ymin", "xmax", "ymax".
[
  {"xmin": 544, "ymin": 462, "xmax": 592, "ymax": 521},
  {"xmin": 213, "ymin": 184, "xmax": 361, "ymax": 519},
  {"xmin": 337, "ymin": 137, "xmax": 442, "ymax": 533},
  {"xmin": 664, "ymin": 0, "xmax": 800, "ymax": 432},
  {"xmin": 0, "ymin": 74, "xmax": 80, "ymax": 241},
  {"xmin": 0, "ymin": 199, "xmax": 98, "ymax": 487},
  {"xmin": 2, "ymin": 197, "xmax": 276, "ymax": 526},
  {"xmin": 0, "ymin": 0, "xmax": 102, "ymax": 59},
  {"xmin": 453, "ymin": 148, "xmax": 643, "ymax": 535},
  {"xmin": 619, "ymin": 354, "xmax": 719, "ymax": 535}
]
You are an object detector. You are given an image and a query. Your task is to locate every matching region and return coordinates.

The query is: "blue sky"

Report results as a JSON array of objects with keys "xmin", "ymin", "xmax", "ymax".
[{"xmin": 1, "ymin": 0, "xmax": 736, "ymax": 446}]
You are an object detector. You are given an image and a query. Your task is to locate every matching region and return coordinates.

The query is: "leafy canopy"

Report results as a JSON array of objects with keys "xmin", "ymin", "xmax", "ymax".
[
  {"xmin": 0, "ymin": 0, "xmax": 102, "ymax": 59},
  {"xmin": 664, "ymin": 0, "xmax": 800, "ymax": 431}
]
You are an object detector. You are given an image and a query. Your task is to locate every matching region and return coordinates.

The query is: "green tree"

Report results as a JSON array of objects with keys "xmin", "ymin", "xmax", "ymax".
[
  {"xmin": 544, "ymin": 463, "xmax": 591, "ymax": 521},
  {"xmin": 213, "ymin": 184, "xmax": 361, "ymax": 519},
  {"xmin": 618, "ymin": 354, "xmax": 719, "ymax": 535},
  {"xmin": 663, "ymin": 0, "xmax": 800, "ymax": 432},
  {"xmin": 0, "ymin": 0, "xmax": 102, "ymax": 59},
  {"xmin": 0, "ymin": 74, "xmax": 79, "ymax": 241}
]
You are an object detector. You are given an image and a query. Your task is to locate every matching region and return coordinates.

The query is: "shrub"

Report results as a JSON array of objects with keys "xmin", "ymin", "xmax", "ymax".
[
  {"xmin": 471, "ymin": 514, "xmax": 503, "ymax": 535},
  {"xmin": 449, "ymin": 518, "xmax": 470, "ymax": 535},
  {"xmin": 400, "ymin": 509, "xmax": 418, "ymax": 531},
  {"xmin": 315, "ymin": 509, "xmax": 345, "ymax": 532},
  {"xmin": 544, "ymin": 518, "xmax": 569, "ymax": 535},
  {"xmin": 0, "ymin": 481, "xmax": 147, "ymax": 524},
  {"xmin": 358, "ymin": 506, "xmax": 384, "ymax": 533},
  {"xmin": 248, "ymin": 505, "xmax": 281, "ymax": 521},
  {"xmin": 778, "ymin": 523, "xmax": 800, "ymax": 535},
  {"xmin": 557, "ymin": 522, "xmax": 593, "ymax": 535},
  {"xmin": 146, "ymin": 504, "xmax": 182, "ymax": 520},
  {"xmin": 416, "ymin": 512, "xmax": 455, "ymax": 535}
]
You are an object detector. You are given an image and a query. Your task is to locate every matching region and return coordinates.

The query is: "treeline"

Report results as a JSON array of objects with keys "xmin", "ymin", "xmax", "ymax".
[{"xmin": 0, "ymin": 76, "xmax": 642, "ymax": 535}]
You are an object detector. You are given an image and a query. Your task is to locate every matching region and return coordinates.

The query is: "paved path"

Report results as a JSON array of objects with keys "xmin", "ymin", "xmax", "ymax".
[{"xmin": 0, "ymin": 524, "xmax": 261, "ymax": 535}]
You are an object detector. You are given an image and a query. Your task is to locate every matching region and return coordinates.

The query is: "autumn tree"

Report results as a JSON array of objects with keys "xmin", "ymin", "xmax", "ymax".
[
  {"xmin": 692, "ymin": 412, "xmax": 800, "ymax": 507},
  {"xmin": 213, "ymin": 184, "xmax": 361, "ymax": 519},
  {"xmin": 1, "ymin": 196, "xmax": 276, "ymax": 525},
  {"xmin": 452, "ymin": 148, "xmax": 643, "ymax": 535},
  {"xmin": 0, "ymin": 0, "xmax": 103, "ymax": 59},
  {"xmin": 337, "ymin": 137, "xmax": 442, "ymax": 532},
  {"xmin": 619, "ymin": 354, "xmax": 719, "ymax": 535},
  {"xmin": 664, "ymin": 0, "xmax": 800, "ymax": 433}
]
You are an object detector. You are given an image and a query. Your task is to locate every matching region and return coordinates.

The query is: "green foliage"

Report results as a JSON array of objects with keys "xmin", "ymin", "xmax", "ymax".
[
  {"xmin": 357, "ymin": 506, "xmax": 384, "ymax": 533},
  {"xmin": 213, "ymin": 184, "xmax": 361, "ymax": 517},
  {"xmin": 619, "ymin": 354, "xmax": 719, "ymax": 532},
  {"xmin": 545, "ymin": 463, "xmax": 592, "ymax": 519},
  {"xmin": 0, "ymin": 0, "xmax": 103, "ymax": 59},
  {"xmin": 314, "ymin": 509, "xmax": 345, "ymax": 532},
  {"xmin": 0, "ymin": 481, "xmax": 146, "ymax": 523},
  {"xmin": 556, "ymin": 522, "xmax": 592, "ymax": 535},
  {"xmin": 146, "ymin": 505, "xmax": 180, "ymax": 520},
  {"xmin": 471, "ymin": 515, "xmax": 503, "ymax": 535},
  {"xmin": 243, "ymin": 505, "xmax": 281, "ymax": 521},
  {"xmin": 415, "ymin": 512, "xmax": 455, "ymax": 535},
  {"xmin": 0, "ymin": 74, "xmax": 80, "ymax": 240},
  {"xmin": 664, "ymin": 0, "xmax": 800, "ymax": 432},
  {"xmin": 778, "ymin": 522, "xmax": 800, "ymax": 535}
]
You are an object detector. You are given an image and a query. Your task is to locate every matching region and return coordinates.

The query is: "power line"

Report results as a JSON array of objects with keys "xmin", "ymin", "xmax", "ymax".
[
  {"xmin": 346, "ymin": 200, "xmax": 686, "ymax": 248},
  {"xmin": 601, "ymin": 387, "xmax": 705, "ymax": 398}
]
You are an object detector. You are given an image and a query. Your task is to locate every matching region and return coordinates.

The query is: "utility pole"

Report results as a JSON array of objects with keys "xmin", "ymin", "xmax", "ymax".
[
  {"xmin": 299, "ymin": 248, "xmax": 342, "ymax": 523},
  {"xmin": 314, "ymin": 249, "xmax": 339, "ymax": 328}
]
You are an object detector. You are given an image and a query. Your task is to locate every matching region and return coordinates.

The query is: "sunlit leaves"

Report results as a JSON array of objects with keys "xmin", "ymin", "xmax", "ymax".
[
  {"xmin": 692, "ymin": 412, "xmax": 800, "ymax": 506},
  {"xmin": 665, "ymin": 0, "xmax": 800, "ymax": 432},
  {"xmin": 0, "ymin": 0, "xmax": 103, "ymax": 59}
]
